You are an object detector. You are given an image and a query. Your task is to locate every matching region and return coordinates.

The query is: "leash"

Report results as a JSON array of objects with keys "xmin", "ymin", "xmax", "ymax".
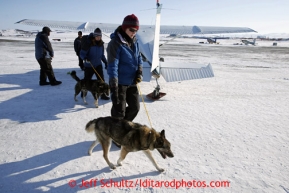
[
  {"xmin": 87, "ymin": 61, "xmax": 104, "ymax": 82},
  {"xmin": 137, "ymin": 83, "xmax": 153, "ymax": 129}
]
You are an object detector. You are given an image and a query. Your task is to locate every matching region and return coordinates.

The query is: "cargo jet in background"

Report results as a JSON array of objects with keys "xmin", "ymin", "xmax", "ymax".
[{"xmin": 16, "ymin": 0, "xmax": 256, "ymax": 99}]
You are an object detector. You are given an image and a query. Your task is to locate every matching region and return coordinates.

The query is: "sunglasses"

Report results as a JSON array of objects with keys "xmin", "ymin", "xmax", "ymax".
[{"xmin": 129, "ymin": 28, "xmax": 138, "ymax": 33}]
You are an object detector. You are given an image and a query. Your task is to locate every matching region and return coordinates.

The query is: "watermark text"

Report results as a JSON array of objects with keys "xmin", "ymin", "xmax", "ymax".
[{"xmin": 68, "ymin": 178, "xmax": 230, "ymax": 189}]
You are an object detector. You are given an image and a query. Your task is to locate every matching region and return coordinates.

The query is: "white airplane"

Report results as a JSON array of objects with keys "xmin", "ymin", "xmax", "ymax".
[
  {"xmin": 16, "ymin": 0, "xmax": 256, "ymax": 99},
  {"xmin": 241, "ymin": 39, "xmax": 257, "ymax": 46}
]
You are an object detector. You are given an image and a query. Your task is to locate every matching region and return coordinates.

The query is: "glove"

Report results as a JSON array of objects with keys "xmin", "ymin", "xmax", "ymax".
[
  {"xmin": 109, "ymin": 78, "xmax": 119, "ymax": 104},
  {"xmin": 134, "ymin": 70, "xmax": 143, "ymax": 84},
  {"xmin": 104, "ymin": 63, "xmax": 108, "ymax": 70},
  {"xmin": 83, "ymin": 59, "xmax": 90, "ymax": 66}
]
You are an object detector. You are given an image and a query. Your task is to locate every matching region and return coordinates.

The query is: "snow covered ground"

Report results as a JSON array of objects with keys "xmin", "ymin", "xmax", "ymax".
[{"xmin": 0, "ymin": 33, "xmax": 289, "ymax": 193}]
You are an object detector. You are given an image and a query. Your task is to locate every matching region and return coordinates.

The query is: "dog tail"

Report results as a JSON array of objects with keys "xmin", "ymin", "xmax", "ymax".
[
  {"xmin": 70, "ymin": 70, "xmax": 81, "ymax": 82},
  {"xmin": 85, "ymin": 119, "xmax": 96, "ymax": 133}
]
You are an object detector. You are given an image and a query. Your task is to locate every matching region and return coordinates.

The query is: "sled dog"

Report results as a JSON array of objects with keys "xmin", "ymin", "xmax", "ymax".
[
  {"xmin": 69, "ymin": 70, "xmax": 109, "ymax": 108},
  {"xmin": 85, "ymin": 116, "xmax": 174, "ymax": 172}
]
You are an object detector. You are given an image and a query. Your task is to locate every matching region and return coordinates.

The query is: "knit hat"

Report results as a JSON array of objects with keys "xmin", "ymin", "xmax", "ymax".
[
  {"xmin": 122, "ymin": 14, "xmax": 139, "ymax": 31},
  {"xmin": 93, "ymin": 28, "xmax": 102, "ymax": 37},
  {"xmin": 42, "ymin": 26, "xmax": 51, "ymax": 33}
]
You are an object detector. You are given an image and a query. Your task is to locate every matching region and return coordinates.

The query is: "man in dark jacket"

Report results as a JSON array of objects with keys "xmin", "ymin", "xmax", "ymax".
[
  {"xmin": 35, "ymin": 26, "xmax": 62, "ymax": 86},
  {"xmin": 74, "ymin": 31, "xmax": 84, "ymax": 70},
  {"xmin": 107, "ymin": 14, "xmax": 143, "ymax": 121}
]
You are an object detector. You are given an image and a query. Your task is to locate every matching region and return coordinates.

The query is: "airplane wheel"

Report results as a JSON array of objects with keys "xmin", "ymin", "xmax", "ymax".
[{"xmin": 153, "ymin": 89, "xmax": 159, "ymax": 98}]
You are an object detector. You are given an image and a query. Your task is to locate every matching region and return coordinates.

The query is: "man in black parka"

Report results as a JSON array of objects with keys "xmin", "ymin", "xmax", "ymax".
[
  {"xmin": 74, "ymin": 31, "xmax": 84, "ymax": 70},
  {"xmin": 35, "ymin": 26, "xmax": 62, "ymax": 86}
]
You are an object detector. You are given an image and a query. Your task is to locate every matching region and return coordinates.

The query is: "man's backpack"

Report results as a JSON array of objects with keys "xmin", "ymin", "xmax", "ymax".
[{"xmin": 81, "ymin": 35, "xmax": 91, "ymax": 51}]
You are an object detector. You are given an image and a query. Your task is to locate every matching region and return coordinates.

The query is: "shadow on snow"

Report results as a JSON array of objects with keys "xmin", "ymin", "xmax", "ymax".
[
  {"xmin": 0, "ymin": 68, "xmax": 111, "ymax": 123},
  {"xmin": 0, "ymin": 141, "xmax": 159, "ymax": 192}
]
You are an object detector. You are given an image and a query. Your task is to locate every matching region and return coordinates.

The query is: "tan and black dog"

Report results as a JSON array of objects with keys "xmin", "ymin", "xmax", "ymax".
[
  {"xmin": 85, "ymin": 116, "xmax": 174, "ymax": 172},
  {"xmin": 69, "ymin": 70, "xmax": 109, "ymax": 108}
]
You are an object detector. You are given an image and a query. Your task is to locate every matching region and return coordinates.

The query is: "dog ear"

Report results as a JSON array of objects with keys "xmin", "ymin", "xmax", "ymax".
[{"xmin": 160, "ymin": 130, "xmax": 165, "ymax": 138}]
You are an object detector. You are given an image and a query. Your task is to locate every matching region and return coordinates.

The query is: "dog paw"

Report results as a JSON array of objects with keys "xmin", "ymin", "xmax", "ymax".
[
  {"xmin": 109, "ymin": 163, "xmax": 116, "ymax": 169},
  {"xmin": 88, "ymin": 151, "xmax": 92, "ymax": 156},
  {"xmin": 117, "ymin": 162, "xmax": 122, "ymax": 166},
  {"xmin": 157, "ymin": 168, "xmax": 165, "ymax": 172}
]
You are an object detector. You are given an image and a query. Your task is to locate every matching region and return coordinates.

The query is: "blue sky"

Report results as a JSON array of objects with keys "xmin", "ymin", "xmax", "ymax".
[{"xmin": 1, "ymin": 0, "xmax": 289, "ymax": 33}]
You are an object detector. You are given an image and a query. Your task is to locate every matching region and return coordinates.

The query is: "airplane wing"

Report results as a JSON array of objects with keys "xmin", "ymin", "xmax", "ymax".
[
  {"xmin": 15, "ymin": 19, "xmax": 256, "ymax": 34},
  {"xmin": 15, "ymin": 19, "xmax": 118, "ymax": 32},
  {"xmin": 191, "ymin": 26, "xmax": 256, "ymax": 34}
]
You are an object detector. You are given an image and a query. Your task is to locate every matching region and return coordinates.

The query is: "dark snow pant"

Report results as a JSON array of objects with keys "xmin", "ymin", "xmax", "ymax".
[
  {"xmin": 37, "ymin": 58, "xmax": 56, "ymax": 83},
  {"xmin": 78, "ymin": 55, "xmax": 84, "ymax": 69},
  {"xmin": 84, "ymin": 66, "xmax": 104, "ymax": 81},
  {"xmin": 111, "ymin": 85, "xmax": 140, "ymax": 122}
]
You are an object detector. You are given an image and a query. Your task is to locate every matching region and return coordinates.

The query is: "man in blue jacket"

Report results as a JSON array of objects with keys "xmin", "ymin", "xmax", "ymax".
[
  {"xmin": 107, "ymin": 14, "xmax": 143, "ymax": 121},
  {"xmin": 35, "ymin": 26, "xmax": 62, "ymax": 86}
]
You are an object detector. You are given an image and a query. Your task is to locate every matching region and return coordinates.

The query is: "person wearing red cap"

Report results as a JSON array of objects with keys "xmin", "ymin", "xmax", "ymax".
[{"xmin": 107, "ymin": 14, "xmax": 143, "ymax": 121}]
